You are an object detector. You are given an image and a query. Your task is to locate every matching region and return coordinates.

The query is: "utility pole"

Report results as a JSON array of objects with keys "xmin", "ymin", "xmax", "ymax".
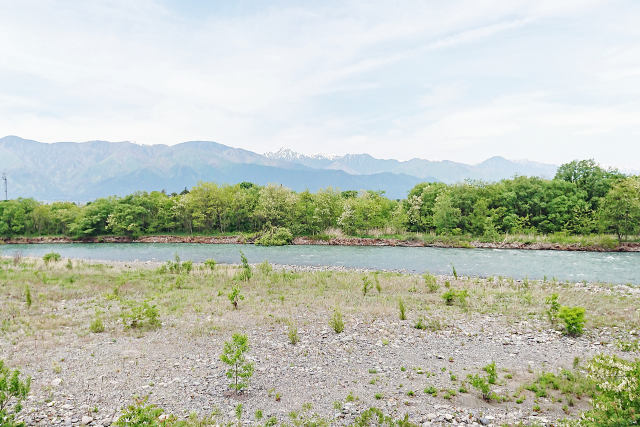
[{"xmin": 1, "ymin": 172, "xmax": 6, "ymax": 201}]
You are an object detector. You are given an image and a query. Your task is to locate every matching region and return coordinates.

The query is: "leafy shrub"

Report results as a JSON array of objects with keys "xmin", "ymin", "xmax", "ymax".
[
  {"xmin": 0, "ymin": 360, "xmax": 31, "ymax": 427},
  {"xmin": 468, "ymin": 362, "xmax": 499, "ymax": 401},
  {"xmin": 114, "ymin": 396, "xmax": 173, "ymax": 426},
  {"xmin": 414, "ymin": 317, "xmax": 426, "ymax": 330},
  {"xmin": 558, "ymin": 306, "xmax": 585, "ymax": 336},
  {"xmin": 398, "ymin": 298, "xmax": 406, "ymax": 320},
  {"xmin": 545, "ymin": 293, "xmax": 560, "ymax": 325},
  {"xmin": 423, "ymin": 273, "xmax": 438, "ymax": 292},
  {"xmin": 468, "ymin": 374, "xmax": 493, "ymax": 401},
  {"xmin": 164, "ymin": 254, "xmax": 192, "ymax": 274},
  {"xmin": 203, "ymin": 258, "xmax": 216, "ymax": 271},
  {"xmin": 42, "ymin": 252, "xmax": 61, "ymax": 264},
  {"xmin": 617, "ymin": 339, "xmax": 640, "ymax": 352},
  {"xmin": 220, "ymin": 333, "xmax": 254, "ymax": 394},
  {"xmin": 483, "ymin": 361, "xmax": 497, "ymax": 384},
  {"xmin": 351, "ymin": 407, "xmax": 415, "ymax": 427},
  {"xmin": 228, "ymin": 285, "xmax": 244, "ymax": 310},
  {"xmin": 581, "ymin": 354, "xmax": 640, "ymax": 425},
  {"xmin": 234, "ymin": 251, "xmax": 252, "ymax": 281},
  {"xmin": 255, "ymin": 227, "xmax": 293, "ymax": 246},
  {"xmin": 121, "ymin": 300, "xmax": 160, "ymax": 329},
  {"xmin": 441, "ymin": 289, "xmax": 469, "ymax": 306},
  {"xmin": 329, "ymin": 308, "xmax": 344, "ymax": 333}
]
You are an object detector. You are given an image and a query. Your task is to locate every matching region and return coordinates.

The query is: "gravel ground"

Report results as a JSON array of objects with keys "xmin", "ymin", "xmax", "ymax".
[{"xmin": 1, "ymin": 259, "xmax": 637, "ymax": 426}]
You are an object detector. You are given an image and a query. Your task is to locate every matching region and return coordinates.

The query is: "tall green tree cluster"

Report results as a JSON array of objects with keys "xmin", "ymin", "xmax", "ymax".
[{"xmin": 0, "ymin": 160, "xmax": 638, "ymax": 241}]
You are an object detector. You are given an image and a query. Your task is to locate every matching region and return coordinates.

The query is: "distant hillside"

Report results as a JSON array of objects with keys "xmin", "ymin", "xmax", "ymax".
[
  {"xmin": 265, "ymin": 148, "xmax": 557, "ymax": 183},
  {"xmin": 0, "ymin": 136, "xmax": 557, "ymax": 202},
  {"xmin": 0, "ymin": 136, "xmax": 428, "ymax": 201}
]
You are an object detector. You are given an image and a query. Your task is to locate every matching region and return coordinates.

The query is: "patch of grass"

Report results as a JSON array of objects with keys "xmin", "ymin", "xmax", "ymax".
[{"xmin": 329, "ymin": 308, "xmax": 344, "ymax": 334}]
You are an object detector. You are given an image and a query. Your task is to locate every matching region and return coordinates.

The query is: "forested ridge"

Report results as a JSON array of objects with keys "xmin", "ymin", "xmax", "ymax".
[{"xmin": 1, "ymin": 160, "xmax": 639, "ymax": 244}]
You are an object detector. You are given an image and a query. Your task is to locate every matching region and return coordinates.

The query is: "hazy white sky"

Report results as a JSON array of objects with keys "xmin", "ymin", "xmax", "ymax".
[{"xmin": 1, "ymin": 0, "xmax": 640, "ymax": 168}]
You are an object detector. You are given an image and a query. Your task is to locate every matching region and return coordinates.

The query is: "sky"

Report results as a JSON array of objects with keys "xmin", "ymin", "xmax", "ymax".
[{"xmin": 1, "ymin": 0, "xmax": 640, "ymax": 168}]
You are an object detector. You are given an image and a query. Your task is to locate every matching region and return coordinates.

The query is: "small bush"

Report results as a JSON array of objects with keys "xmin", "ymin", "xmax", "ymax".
[
  {"xmin": 398, "ymin": 298, "xmax": 406, "ymax": 320},
  {"xmin": 468, "ymin": 362, "xmax": 499, "ymax": 401},
  {"xmin": 483, "ymin": 361, "xmax": 497, "ymax": 384},
  {"xmin": 255, "ymin": 227, "xmax": 294, "ymax": 246},
  {"xmin": 468, "ymin": 374, "xmax": 492, "ymax": 401},
  {"xmin": 0, "ymin": 360, "xmax": 31, "ymax": 426},
  {"xmin": 43, "ymin": 252, "xmax": 61, "ymax": 264},
  {"xmin": 423, "ymin": 273, "xmax": 438, "ymax": 292},
  {"xmin": 545, "ymin": 293, "xmax": 560, "ymax": 325},
  {"xmin": 352, "ymin": 407, "xmax": 415, "ymax": 426},
  {"xmin": 121, "ymin": 300, "xmax": 160, "ymax": 329},
  {"xmin": 582, "ymin": 354, "xmax": 640, "ymax": 424},
  {"xmin": 330, "ymin": 308, "xmax": 344, "ymax": 334},
  {"xmin": 204, "ymin": 258, "xmax": 216, "ymax": 270},
  {"xmin": 165, "ymin": 253, "xmax": 192, "ymax": 274},
  {"xmin": 114, "ymin": 396, "xmax": 172, "ymax": 426},
  {"xmin": 228, "ymin": 285, "xmax": 244, "ymax": 310},
  {"xmin": 234, "ymin": 251, "xmax": 252, "ymax": 281},
  {"xmin": 558, "ymin": 306, "xmax": 585, "ymax": 336},
  {"xmin": 220, "ymin": 333, "xmax": 254, "ymax": 394},
  {"xmin": 441, "ymin": 289, "xmax": 468, "ymax": 306},
  {"xmin": 414, "ymin": 317, "xmax": 426, "ymax": 330}
]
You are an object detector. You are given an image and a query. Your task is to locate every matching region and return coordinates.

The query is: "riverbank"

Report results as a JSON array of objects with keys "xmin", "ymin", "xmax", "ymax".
[
  {"xmin": 1, "ymin": 257, "xmax": 639, "ymax": 425},
  {"xmin": 2, "ymin": 234, "xmax": 639, "ymax": 252}
]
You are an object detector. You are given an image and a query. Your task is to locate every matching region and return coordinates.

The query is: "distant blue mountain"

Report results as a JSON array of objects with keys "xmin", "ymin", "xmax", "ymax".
[{"xmin": 0, "ymin": 136, "xmax": 556, "ymax": 201}]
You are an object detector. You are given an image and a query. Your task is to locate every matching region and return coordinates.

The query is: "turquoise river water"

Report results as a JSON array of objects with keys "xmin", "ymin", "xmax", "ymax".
[{"xmin": 2, "ymin": 243, "xmax": 639, "ymax": 284}]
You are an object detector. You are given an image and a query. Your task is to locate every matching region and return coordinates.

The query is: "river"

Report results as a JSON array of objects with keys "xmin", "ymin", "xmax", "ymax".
[{"xmin": 2, "ymin": 243, "xmax": 639, "ymax": 284}]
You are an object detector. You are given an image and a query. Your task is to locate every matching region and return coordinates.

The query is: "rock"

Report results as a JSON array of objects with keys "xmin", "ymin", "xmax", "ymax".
[
  {"xmin": 81, "ymin": 415, "xmax": 94, "ymax": 425},
  {"xmin": 51, "ymin": 378, "xmax": 62, "ymax": 387},
  {"xmin": 478, "ymin": 417, "xmax": 490, "ymax": 425},
  {"xmin": 61, "ymin": 404, "xmax": 74, "ymax": 411}
]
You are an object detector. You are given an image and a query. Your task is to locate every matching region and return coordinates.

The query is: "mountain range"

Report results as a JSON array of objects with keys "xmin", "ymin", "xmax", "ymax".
[{"xmin": 0, "ymin": 136, "xmax": 557, "ymax": 201}]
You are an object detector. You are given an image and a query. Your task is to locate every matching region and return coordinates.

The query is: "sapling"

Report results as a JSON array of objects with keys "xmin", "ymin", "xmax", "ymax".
[
  {"xmin": 545, "ymin": 293, "xmax": 560, "ymax": 325},
  {"xmin": 361, "ymin": 276, "xmax": 372, "ymax": 296},
  {"xmin": 235, "ymin": 251, "xmax": 252, "ymax": 281},
  {"xmin": 220, "ymin": 333, "xmax": 254, "ymax": 394},
  {"xmin": 0, "ymin": 360, "xmax": 31, "ymax": 426},
  {"xmin": 228, "ymin": 285, "xmax": 244, "ymax": 310},
  {"xmin": 398, "ymin": 298, "xmax": 406, "ymax": 320}
]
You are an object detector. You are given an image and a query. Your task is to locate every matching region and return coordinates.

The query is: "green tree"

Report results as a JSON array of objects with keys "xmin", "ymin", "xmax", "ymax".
[
  {"xmin": 555, "ymin": 159, "xmax": 624, "ymax": 209},
  {"xmin": 433, "ymin": 191, "xmax": 461, "ymax": 234},
  {"xmin": 220, "ymin": 333, "xmax": 254, "ymax": 394},
  {"xmin": 599, "ymin": 177, "xmax": 640, "ymax": 241}
]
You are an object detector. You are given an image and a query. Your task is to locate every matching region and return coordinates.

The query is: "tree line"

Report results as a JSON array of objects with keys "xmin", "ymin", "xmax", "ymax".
[{"xmin": 1, "ymin": 160, "xmax": 639, "ymax": 241}]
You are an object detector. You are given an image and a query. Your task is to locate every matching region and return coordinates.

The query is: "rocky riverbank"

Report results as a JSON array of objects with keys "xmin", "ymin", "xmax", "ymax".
[
  {"xmin": 1, "ymin": 257, "xmax": 639, "ymax": 426},
  {"xmin": 2, "ymin": 234, "xmax": 639, "ymax": 252}
]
